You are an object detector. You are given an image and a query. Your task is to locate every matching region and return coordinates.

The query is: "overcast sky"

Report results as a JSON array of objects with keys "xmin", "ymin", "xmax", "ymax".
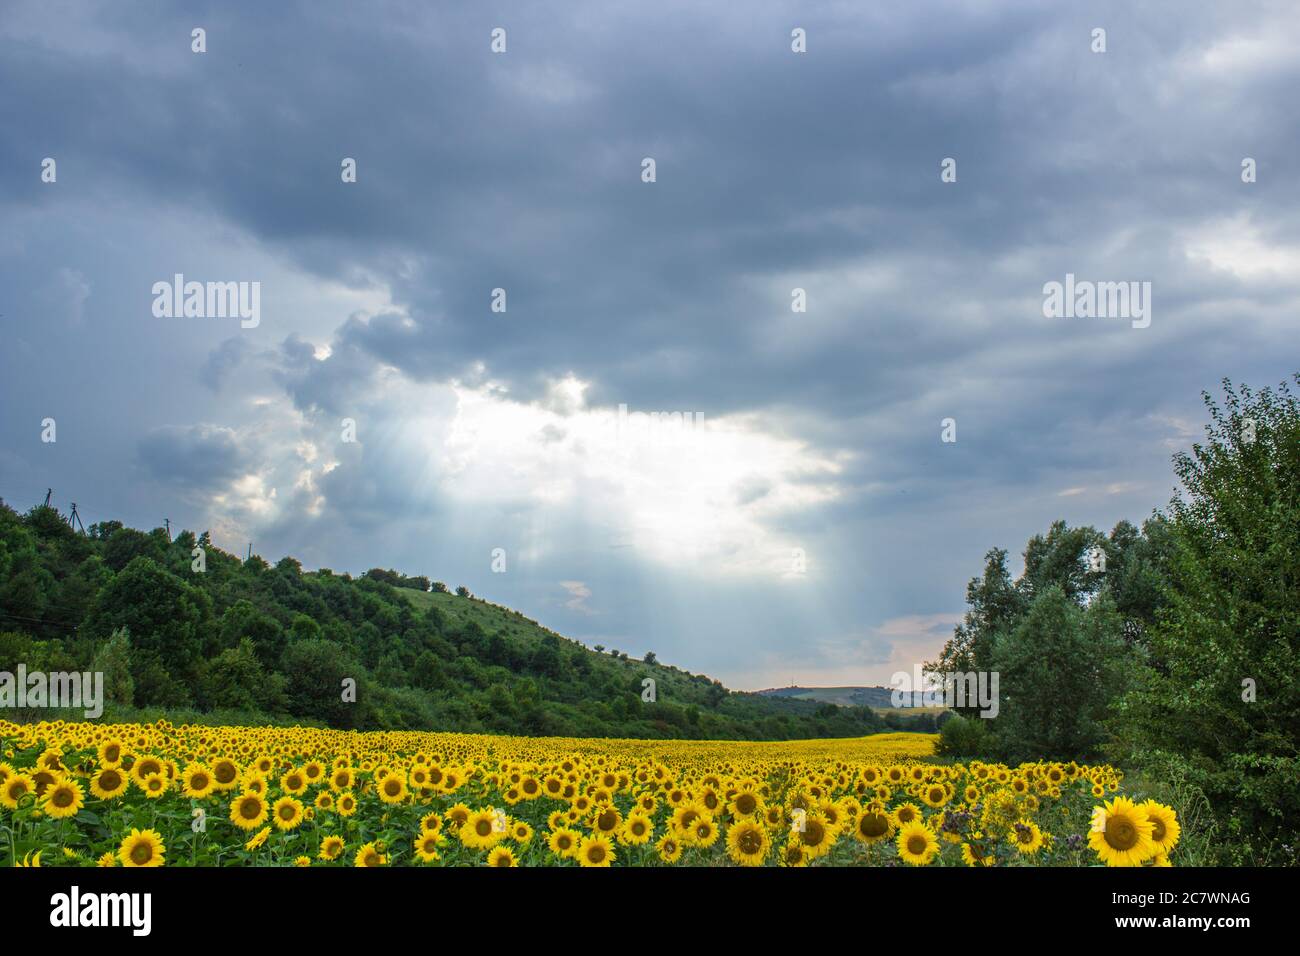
[{"xmin": 2, "ymin": 1, "xmax": 1297, "ymax": 690}]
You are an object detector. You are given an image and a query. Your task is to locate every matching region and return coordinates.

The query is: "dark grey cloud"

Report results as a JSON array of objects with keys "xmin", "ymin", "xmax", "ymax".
[
  {"xmin": 199, "ymin": 336, "xmax": 251, "ymax": 391},
  {"xmin": 2, "ymin": 0, "xmax": 1297, "ymax": 686},
  {"xmin": 137, "ymin": 423, "xmax": 252, "ymax": 489}
]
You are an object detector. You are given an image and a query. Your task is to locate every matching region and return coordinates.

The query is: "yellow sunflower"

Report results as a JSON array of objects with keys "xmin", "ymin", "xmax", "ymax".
[
  {"xmin": 655, "ymin": 837, "xmax": 686, "ymax": 868},
  {"xmin": 790, "ymin": 810, "xmax": 834, "ymax": 860},
  {"xmin": 89, "ymin": 766, "xmax": 128, "ymax": 800},
  {"xmin": 578, "ymin": 834, "xmax": 615, "ymax": 867},
  {"xmin": 487, "ymin": 846, "xmax": 517, "ymax": 867},
  {"xmin": 854, "ymin": 808, "xmax": 895, "ymax": 845},
  {"xmin": 547, "ymin": 827, "xmax": 581, "ymax": 859},
  {"xmin": 229, "ymin": 791, "xmax": 269, "ymax": 831},
  {"xmin": 42, "ymin": 778, "xmax": 84, "ymax": 819},
  {"xmin": 140, "ymin": 773, "xmax": 169, "ymax": 800},
  {"xmin": 726, "ymin": 820, "xmax": 771, "ymax": 866},
  {"xmin": 377, "ymin": 772, "xmax": 409, "ymax": 805},
  {"xmin": 271, "ymin": 795, "xmax": 305, "ymax": 831},
  {"xmin": 460, "ymin": 808, "xmax": 504, "ymax": 849},
  {"xmin": 354, "ymin": 841, "xmax": 387, "ymax": 867},
  {"xmin": 118, "ymin": 828, "xmax": 166, "ymax": 868},
  {"xmin": 413, "ymin": 829, "xmax": 444, "ymax": 862},
  {"xmin": 1139, "ymin": 800, "xmax": 1181, "ymax": 855},
  {"xmin": 181, "ymin": 763, "xmax": 215, "ymax": 799},
  {"xmin": 896, "ymin": 821, "xmax": 940, "ymax": 866},
  {"xmin": 620, "ymin": 814, "xmax": 654, "ymax": 845},
  {"xmin": 245, "ymin": 826, "xmax": 271, "ymax": 851},
  {"xmin": 1008, "ymin": 818, "xmax": 1044, "ymax": 855},
  {"xmin": 1088, "ymin": 797, "xmax": 1157, "ymax": 867}
]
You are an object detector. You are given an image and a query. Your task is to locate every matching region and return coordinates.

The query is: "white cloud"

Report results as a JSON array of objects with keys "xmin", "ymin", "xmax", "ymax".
[{"xmin": 558, "ymin": 580, "xmax": 594, "ymax": 614}]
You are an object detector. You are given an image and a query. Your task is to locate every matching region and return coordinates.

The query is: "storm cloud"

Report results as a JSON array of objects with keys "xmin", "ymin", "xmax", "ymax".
[{"xmin": 2, "ymin": 1, "xmax": 1297, "ymax": 688}]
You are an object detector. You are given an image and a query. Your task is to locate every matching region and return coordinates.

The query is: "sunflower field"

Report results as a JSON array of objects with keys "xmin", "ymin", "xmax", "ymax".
[{"xmin": 1, "ymin": 720, "xmax": 1180, "ymax": 867}]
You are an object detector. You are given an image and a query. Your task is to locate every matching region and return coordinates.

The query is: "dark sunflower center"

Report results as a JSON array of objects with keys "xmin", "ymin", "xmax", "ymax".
[
  {"xmin": 801, "ymin": 821, "xmax": 825, "ymax": 846},
  {"xmin": 1105, "ymin": 816, "xmax": 1138, "ymax": 850},
  {"xmin": 860, "ymin": 814, "xmax": 888, "ymax": 837},
  {"xmin": 907, "ymin": 835, "xmax": 928, "ymax": 855}
]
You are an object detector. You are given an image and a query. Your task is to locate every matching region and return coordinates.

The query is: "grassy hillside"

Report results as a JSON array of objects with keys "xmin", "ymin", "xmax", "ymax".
[
  {"xmin": 0, "ymin": 498, "xmax": 894, "ymax": 741},
  {"xmin": 756, "ymin": 685, "xmax": 947, "ymax": 728}
]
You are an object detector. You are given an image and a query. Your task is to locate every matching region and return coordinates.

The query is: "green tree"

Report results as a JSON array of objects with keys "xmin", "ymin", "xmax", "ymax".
[
  {"xmin": 289, "ymin": 612, "xmax": 322, "ymax": 644},
  {"xmin": 200, "ymin": 638, "xmax": 287, "ymax": 713},
  {"xmin": 530, "ymin": 636, "xmax": 562, "ymax": 678},
  {"xmin": 412, "ymin": 650, "xmax": 447, "ymax": 690},
  {"xmin": 91, "ymin": 626, "xmax": 134, "ymax": 708},
  {"xmin": 1111, "ymin": 376, "xmax": 1300, "ymax": 856},
  {"xmin": 281, "ymin": 639, "xmax": 367, "ymax": 728},
  {"xmin": 216, "ymin": 600, "xmax": 286, "ymax": 664},
  {"xmin": 83, "ymin": 556, "xmax": 211, "ymax": 706},
  {"xmin": 990, "ymin": 585, "xmax": 1129, "ymax": 762},
  {"xmin": 927, "ymin": 547, "xmax": 1022, "ymax": 716}
]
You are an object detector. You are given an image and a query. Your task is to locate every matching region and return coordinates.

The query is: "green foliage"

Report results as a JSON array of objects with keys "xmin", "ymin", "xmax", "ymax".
[
  {"xmin": 1110, "ymin": 376, "xmax": 1300, "ymax": 861},
  {"xmin": 83, "ymin": 555, "xmax": 212, "ymax": 707},
  {"xmin": 90, "ymin": 626, "xmax": 134, "ymax": 708},
  {"xmin": 934, "ymin": 714, "xmax": 993, "ymax": 757},
  {"xmin": 0, "ymin": 499, "xmax": 887, "ymax": 741},
  {"xmin": 989, "ymin": 587, "xmax": 1130, "ymax": 762}
]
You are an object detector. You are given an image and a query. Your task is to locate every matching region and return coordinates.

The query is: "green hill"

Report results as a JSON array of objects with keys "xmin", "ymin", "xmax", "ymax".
[
  {"xmin": 0, "ymin": 498, "xmax": 893, "ymax": 740},
  {"xmin": 757, "ymin": 685, "xmax": 942, "ymax": 711}
]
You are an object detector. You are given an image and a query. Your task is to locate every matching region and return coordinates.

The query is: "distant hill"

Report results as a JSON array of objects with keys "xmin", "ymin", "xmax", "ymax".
[
  {"xmin": 757, "ymin": 685, "xmax": 943, "ymax": 711},
  {"xmin": 0, "ymin": 498, "xmax": 899, "ymax": 741}
]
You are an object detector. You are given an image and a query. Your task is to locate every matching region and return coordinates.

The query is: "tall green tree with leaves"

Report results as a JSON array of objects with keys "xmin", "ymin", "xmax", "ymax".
[
  {"xmin": 990, "ymin": 586, "xmax": 1130, "ymax": 762},
  {"xmin": 1111, "ymin": 376, "xmax": 1300, "ymax": 857}
]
